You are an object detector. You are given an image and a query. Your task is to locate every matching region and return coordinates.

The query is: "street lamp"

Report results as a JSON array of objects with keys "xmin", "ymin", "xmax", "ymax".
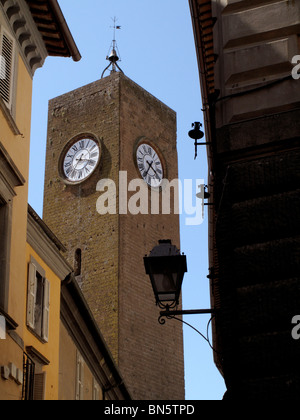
[
  {"xmin": 144, "ymin": 240, "xmax": 215, "ymax": 325},
  {"xmin": 144, "ymin": 240, "xmax": 187, "ymax": 308}
]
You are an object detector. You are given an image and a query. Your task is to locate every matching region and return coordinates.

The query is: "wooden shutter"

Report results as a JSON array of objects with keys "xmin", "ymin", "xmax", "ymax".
[
  {"xmin": 33, "ymin": 372, "xmax": 46, "ymax": 401},
  {"xmin": 0, "ymin": 47, "xmax": 4, "ymax": 80},
  {"xmin": 93, "ymin": 378, "xmax": 101, "ymax": 400},
  {"xmin": 27, "ymin": 262, "xmax": 37, "ymax": 330},
  {"xmin": 76, "ymin": 352, "xmax": 84, "ymax": 400},
  {"xmin": 0, "ymin": 315, "xmax": 5, "ymax": 340},
  {"xmin": 42, "ymin": 279, "xmax": 50, "ymax": 343},
  {"xmin": 0, "ymin": 27, "xmax": 15, "ymax": 109}
]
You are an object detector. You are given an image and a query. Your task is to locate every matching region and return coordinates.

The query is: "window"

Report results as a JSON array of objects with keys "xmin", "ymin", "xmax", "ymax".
[
  {"xmin": 74, "ymin": 248, "xmax": 82, "ymax": 277},
  {"xmin": 0, "ymin": 26, "xmax": 15, "ymax": 110},
  {"xmin": 22, "ymin": 352, "xmax": 47, "ymax": 401},
  {"xmin": 76, "ymin": 351, "xmax": 84, "ymax": 400},
  {"xmin": 0, "ymin": 200, "xmax": 12, "ymax": 313},
  {"xmin": 27, "ymin": 258, "xmax": 50, "ymax": 343},
  {"xmin": 93, "ymin": 378, "xmax": 101, "ymax": 401},
  {"xmin": 0, "ymin": 143, "xmax": 24, "ymax": 313},
  {"xmin": 22, "ymin": 353, "xmax": 35, "ymax": 401}
]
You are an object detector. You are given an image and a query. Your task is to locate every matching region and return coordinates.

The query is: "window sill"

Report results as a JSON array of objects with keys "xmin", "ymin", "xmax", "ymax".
[
  {"xmin": 0, "ymin": 307, "xmax": 18, "ymax": 330},
  {"xmin": 26, "ymin": 325, "xmax": 48, "ymax": 345},
  {"xmin": 0, "ymin": 97, "xmax": 22, "ymax": 137}
]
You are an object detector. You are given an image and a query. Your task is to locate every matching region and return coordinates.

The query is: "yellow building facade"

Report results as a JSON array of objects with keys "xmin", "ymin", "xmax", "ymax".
[
  {"xmin": 0, "ymin": 0, "xmax": 80, "ymax": 400},
  {"xmin": 0, "ymin": 5, "xmax": 38, "ymax": 401},
  {"xmin": 0, "ymin": 0, "xmax": 131, "ymax": 400},
  {"xmin": 25, "ymin": 205, "xmax": 73, "ymax": 400}
]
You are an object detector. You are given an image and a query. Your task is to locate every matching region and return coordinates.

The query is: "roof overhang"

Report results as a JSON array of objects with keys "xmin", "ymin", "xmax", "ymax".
[
  {"xmin": 189, "ymin": 0, "xmax": 215, "ymax": 99},
  {"xmin": 189, "ymin": 0, "xmax": 216, "ymax": 176},
  {"xmin": 1, "ymin": 0, "xmax": 81, "ymax": 76},
  {"xmin": 189, "ymin": 0, "xmax": 215, "ymax": 157},
  {"xmin": 25, "ymin": 0, "xmax": 81, "ymax": 62}
]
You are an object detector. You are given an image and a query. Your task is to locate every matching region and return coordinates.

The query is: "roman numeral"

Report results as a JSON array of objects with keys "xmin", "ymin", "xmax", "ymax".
[
  {"xmin": 87, "ymin": 159, "xmax": 96, "ymax": 167},
  {"xmin": 89, "ymin": 144, "xmax": 97, "ymax": 152},
  {"xmin": 69, "ymin": 169, "xmax": 76, "ymax": 179}
]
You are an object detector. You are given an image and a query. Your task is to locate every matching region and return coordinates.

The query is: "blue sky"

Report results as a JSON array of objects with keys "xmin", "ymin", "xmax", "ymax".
[{"xmin": 28, "ymin": 0, "xmax": 226, "ymax": 400}]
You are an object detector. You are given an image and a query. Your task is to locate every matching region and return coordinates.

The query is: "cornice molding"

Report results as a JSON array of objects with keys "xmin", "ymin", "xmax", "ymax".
[
  {"xmin": 27, "ymin": 208, "xmax": 73, "ymax": 280},
  {"xmin": 0, "ymin": 0, "xmax": 48, "ymax": 76}
]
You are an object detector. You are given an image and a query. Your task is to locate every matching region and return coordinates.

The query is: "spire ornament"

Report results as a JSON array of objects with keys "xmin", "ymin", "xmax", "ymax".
[{"xmin": 101, "ymin": 17, "xmax": 124, "ymax": 78}]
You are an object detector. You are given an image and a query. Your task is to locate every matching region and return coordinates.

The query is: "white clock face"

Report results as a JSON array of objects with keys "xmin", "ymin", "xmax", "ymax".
[
  {"xmin": 63, "ymin": 138, "xmax": 100, "ymax": 183},
  {"xmin": 136, "ymin": 143, "xmax": 164, "ymax": 187}
]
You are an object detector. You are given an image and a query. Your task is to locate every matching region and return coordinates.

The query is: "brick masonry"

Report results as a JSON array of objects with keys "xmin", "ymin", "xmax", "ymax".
[{"xmin": 43, "ymin": 73, "xmax": 185, "ymax": 400}]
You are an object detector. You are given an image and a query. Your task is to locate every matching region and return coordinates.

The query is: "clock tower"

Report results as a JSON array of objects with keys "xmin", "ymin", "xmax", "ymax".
[{"xmin": 43, "ymin": 71, "xmax": 185, "ymax": 400}]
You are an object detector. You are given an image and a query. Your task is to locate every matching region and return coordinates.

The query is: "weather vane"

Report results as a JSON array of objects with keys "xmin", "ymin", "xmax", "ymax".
[{"xmin": 101, "ymin": 17, "xmax": 124, "ymax": 78}]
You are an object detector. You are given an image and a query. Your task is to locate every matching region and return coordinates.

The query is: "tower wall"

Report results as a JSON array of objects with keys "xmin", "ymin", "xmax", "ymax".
[
  {"xmin": 43, "ymin": 73, "xmax": 185, "ymax": 400},
  {"xmin": 118, "ymin": 76, "xmax": 184, "ymax": 399},
  {"xmin": 43, "ymin": 75, "xmax": 121, "ymax": 361}
]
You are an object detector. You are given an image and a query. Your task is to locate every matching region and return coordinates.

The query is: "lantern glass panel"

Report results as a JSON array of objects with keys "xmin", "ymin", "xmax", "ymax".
[{"xmin": 152, "ymin": 273, "xmax": 177, "ymax": 302}]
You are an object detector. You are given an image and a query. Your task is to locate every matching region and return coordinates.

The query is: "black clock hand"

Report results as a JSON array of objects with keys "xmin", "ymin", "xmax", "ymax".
[
  {"xmin": 143, "ymin": 160, "xmax": 153, "ymax": 177},
  {"xmin": 147, "ymin": 160, "xmax": 162, "ymax": 181},
  {"xmin": 75, "ymin": 154, "xmax": 84, "ymax": 169},
  {"xmin": 146, "ymin": 160, "xmax": 155, "ymax": 173}
]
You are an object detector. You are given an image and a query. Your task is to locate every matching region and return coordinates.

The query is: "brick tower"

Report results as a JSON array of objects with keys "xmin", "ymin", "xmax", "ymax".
[{"xmin": 43, "ymin": 71, "xmax": 185, "ymax": 400}]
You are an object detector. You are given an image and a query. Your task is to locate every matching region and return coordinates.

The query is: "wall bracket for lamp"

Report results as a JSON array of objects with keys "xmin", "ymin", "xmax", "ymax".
[{"xmin": 188, "ymin": 122, "xmax": 211, "ymax": 159}]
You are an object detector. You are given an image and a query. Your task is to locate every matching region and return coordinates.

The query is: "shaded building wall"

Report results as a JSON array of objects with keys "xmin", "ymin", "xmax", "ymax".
[
  {"xmin": 189, "ymin": 0, "xmax": 300, "ymax": 399},
  {"xmin": 209, "ymin": 0, "xmax": 300, "ymax": 399}
]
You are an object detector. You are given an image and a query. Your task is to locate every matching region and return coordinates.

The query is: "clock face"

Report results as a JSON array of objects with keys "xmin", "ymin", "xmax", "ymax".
[
  {"xmin": 136, "ymin": 143, "xmax": 164, "ymax": 187},
  {"xmin": 62, "ymin": 138, "xmax": 100, "ymax": 183}
]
